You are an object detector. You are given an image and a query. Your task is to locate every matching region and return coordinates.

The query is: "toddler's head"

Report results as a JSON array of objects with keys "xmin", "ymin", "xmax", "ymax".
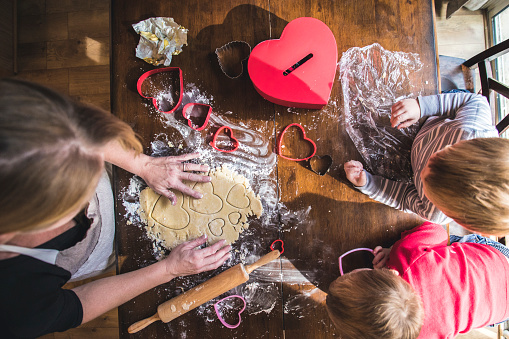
[
  {"xmin": 422, "ymin": 138, "xmax": 509, "ymax": 235},
  {"xmin": 326, "ymin": 268, "xmax": 423, "ymax": 339}
]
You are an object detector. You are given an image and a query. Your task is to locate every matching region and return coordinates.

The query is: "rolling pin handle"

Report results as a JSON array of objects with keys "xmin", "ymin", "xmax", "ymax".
[
  {"xmin": 244, "ymin": 250, "xmax": 280, "ymax": 274},
  {"xmin": 128, "ymin": 313, "xmax": 161, "ymax": 334}
]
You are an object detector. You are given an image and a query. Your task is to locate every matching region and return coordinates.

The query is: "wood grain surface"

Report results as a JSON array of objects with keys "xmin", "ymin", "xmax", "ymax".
[{"xmin": 111, "ymin": 0, "xmax": 437, "ymax": 338}]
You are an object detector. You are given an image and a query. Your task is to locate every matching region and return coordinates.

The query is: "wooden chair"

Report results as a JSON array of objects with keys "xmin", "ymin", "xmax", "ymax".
[{"xmin": 462, "ymin": 39, "xmax": 509, "ymax": 134}]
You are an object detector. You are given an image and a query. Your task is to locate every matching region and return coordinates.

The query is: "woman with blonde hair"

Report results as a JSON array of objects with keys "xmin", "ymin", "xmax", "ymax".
[
  {"xmin": 0, "ymin": 78, "xmax": 231, "ymax": 337},
  {"xmin": 344, "ymin": 93, "xmax": 509, "ymax": 235}
]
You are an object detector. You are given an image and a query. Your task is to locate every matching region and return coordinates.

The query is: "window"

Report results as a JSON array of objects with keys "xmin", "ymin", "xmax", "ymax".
[{"xmin": 488, "ymin": 0, "xmax": 509, "ymax": 137}]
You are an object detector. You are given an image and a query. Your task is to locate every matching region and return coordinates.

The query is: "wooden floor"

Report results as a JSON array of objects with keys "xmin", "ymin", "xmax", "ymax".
[{"xmin": 10, "ymin": 1, "xmax": 492, "ymax": 338}]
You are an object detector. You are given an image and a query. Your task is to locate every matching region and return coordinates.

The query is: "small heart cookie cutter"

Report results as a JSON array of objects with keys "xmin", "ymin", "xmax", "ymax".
[
  {"xmin": 210, "ymin": 126, "xmax": 240, "ymax": 153},
  {"xmin": 182, "ymin": 103, "xmax": 212, "ymax": 131},
  {"xmin": 277, "ymin": 123, "xmax": 317, "ymax": 161},
  {"xmin": 270, "ymin": 239, "xmax": 285, "ymax": 255},
  {"xmin": 137, "ymin": 67, "xmax": 183, "ymax": 114},
  {"xmin": 309, "ymin": 155, "xmax": 333, "ymax": 176},
  {"xmin": 338, "ymin": 248, "xmax": 374, "ymax": 276},
  {"xmin": 214, "ymin": 295, "xmax": 246, "ymax": 329},
  {"xmin": 215, "ymin": 41, "xmax": 252, "ymax": 79}
]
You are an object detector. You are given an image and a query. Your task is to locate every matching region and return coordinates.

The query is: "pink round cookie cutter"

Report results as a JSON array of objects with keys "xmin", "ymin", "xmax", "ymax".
[
  {"xmin": 214, "ymin": 295, "xmax": 246, "ymax": 329},
  {"xmin": 338, "ymin": 247, "xmax": 374, "ymax": 276},
  {"xmin": 277, "ymin": 123, "xmax": 317, "ymax": 161},
  {"xmin": 137, "ymin": 67, "xmax": 183, "ymax": 114}
]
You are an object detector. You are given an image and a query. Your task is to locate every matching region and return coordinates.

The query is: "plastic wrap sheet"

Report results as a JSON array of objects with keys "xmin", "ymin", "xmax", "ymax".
[{"xmin": 339, "ymin": 43, "xmax": 424, "ymax": 182}]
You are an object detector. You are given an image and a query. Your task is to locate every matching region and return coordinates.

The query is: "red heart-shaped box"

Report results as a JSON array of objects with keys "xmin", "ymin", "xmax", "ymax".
[{"xmin": 248, "ymin": 17, "xmax": 337, "ymax": 109}]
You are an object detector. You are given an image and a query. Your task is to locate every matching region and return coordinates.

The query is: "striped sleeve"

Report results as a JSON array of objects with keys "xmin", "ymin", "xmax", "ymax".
[
  {"xmin": 358, "ymin": 172, "xmax": 452, "ymax": 224},
  {"xmin": 418, "ymin": 93, "xmax": 493, "ymax": 128}
]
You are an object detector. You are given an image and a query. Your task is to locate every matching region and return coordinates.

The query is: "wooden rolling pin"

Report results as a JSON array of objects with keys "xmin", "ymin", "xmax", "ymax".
[{"xmin": 128, "ymin": 250, "xmax": 280, "ymax": 333}]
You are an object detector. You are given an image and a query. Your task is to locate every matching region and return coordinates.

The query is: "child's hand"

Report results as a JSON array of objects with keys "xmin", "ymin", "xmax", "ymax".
[
  {"xmin": 390, "ymin": 99, "xmax": 421, "ymax": 129},
  {"xmin": 344, "ymin": 160, "xmax": 367, "ymax": 187},
  {"xmin": 372, "ymin": 246, "xmax": 391, "ymax": 269}
]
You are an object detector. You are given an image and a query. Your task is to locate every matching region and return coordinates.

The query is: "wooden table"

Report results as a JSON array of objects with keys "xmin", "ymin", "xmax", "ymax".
[{"xmin": 111, "ymin": 0, "xmax": 437, "ymax": 337}]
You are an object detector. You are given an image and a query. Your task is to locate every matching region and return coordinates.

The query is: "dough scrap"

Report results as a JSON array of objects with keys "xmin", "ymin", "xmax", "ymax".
[{"xmin": 139, "ymin": 166, "xmax": 263, "ymax": 249}]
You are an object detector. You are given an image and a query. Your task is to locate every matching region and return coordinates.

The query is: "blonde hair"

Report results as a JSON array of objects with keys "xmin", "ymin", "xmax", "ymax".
[
  {"xmin": 423, "ymin": 138, "xmax": 509, "ymax": 235},
  {"xmin": 0, "ymin": 78, "xmax": 142, "ymax": 234},
  {"xmin": 326, "ymin": 269, "xmax": 423, "ymax": 339}
]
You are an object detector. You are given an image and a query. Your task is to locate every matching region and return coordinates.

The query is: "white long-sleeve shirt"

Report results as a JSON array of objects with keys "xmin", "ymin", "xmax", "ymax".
[{"xmin": 357, "ymin": 93, "xmax": 498, "ymax": 224}]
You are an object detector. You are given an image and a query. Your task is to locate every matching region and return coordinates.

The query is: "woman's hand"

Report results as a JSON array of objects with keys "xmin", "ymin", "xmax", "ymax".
[
  {"xmin": 372, "ymin": 246, "xmax": 391, "ymax": 269},
  {"xmin": 103, "ymin": 142, "xmax": 211, "ymax": 205},
  {"xmin": 163, "ymin": 235, "xmax": 231, "ymax": 278},
  {"xmin": 390, "ymin": 98, "xmax": 421, "ymax": 129},
  {"xmin": 344, "ymin": 160, "xmax": 367, "ymax": 187},
  {"xmin": 140, "ymin": 153, "xmax": 211, "ymax": 205}
]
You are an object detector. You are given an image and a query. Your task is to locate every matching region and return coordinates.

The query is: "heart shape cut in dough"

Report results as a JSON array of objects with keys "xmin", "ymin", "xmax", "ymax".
[
  {"xmin": 182, "ymin": 103, "xmax": 212, "ymax": 131},
  {"xmin": 208, "ymin": 218, "xmax": 226, "ymax": 236},
  {"xmin": 137, "ymin": 67, "xmax": 183, "ymax": 114},
  {"xmin": 226, "ymin": 184, "xmax": 250, "ymax": 209},
  {"xmin": 309, "ymin": 155, "xmax": 333, "ymax": 175},
  {"xmin": 189, "ymin": 182, "xmax": 223, "ymax": 214},
  {"xmin": 277, "ymin": 123, "xmax": 317, "ymax": 161},
  {"xmin": 248, "ymin": 17, "xmax": 337, "ymax": 109},
  {"xmin": 210, "ymin": 126, "xmax": 240, "ymax": 153},
  {"xmin": 228, "ymin": 212, "xmax": 242, "ymax": 225},
  {"xmin": 214, "ymin": 295, "xmax": 247, "ymax": 329},
  {"xmin": 151, "ymin": 192, "xmax": 190, "ymax": 230}
]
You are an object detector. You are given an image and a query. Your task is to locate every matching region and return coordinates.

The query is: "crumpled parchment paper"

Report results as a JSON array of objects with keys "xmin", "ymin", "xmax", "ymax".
[{"xmin": 132, "ymin": 17, "xmax": 188, "ymax": 66}]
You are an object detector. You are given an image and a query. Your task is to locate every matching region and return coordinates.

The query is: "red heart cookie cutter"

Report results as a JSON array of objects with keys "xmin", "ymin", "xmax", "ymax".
[
  {"xmin": 277, "ymin": 123, "xmax": 317, "ymax": 161},
  {"xmin": 182, "ymin": 103, "xmax": 212, "ymax": 131},
  {"xmin": 270, "ymin": 239, "xmax": 285, "ymax": 255},
  {"xmin": 210, "ymin": 126, "xmax": 240, "ymax": 153},
  {"xmin": 137, "ymin": 67, "xmax": 183, "ymax": 114}
]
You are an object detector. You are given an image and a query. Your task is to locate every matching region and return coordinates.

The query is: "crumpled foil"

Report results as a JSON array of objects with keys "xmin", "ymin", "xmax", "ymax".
[
  {"xmin": 132, "ymin": 17, "xmax": 188, "ymax": 66},
  {"xmin": 339, "ymin": 43, "xmax": 424, "ymax": 182}
]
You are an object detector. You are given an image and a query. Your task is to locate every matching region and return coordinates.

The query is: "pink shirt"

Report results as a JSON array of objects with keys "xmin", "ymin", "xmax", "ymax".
[{"xmin": 386, "ymin": 222, "xmax": 509, "ymax": 338}]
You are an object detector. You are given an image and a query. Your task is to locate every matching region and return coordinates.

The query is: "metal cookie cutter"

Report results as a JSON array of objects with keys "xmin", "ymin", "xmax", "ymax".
[
  {"xmin": 215, "ymin": 41, "xmax": 252, "ymax": 79},
  {"xmin": 309, "ymin": 155, "xmax": 333, "ymax": 175}
]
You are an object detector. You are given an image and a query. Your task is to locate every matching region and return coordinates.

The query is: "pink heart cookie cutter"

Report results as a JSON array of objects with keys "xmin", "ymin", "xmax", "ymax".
[
  {"xmin": 137, "ymin": 67, "xmax": 183, "ymax": 114},
  {"xmin": 277, "ymin": 123, "xmax": 317, "ymax": 161},
  {"xmin": 182, "ymin": 103, "xmax": 212, "ymax": 131},
  {"xmin": 214, "ymin": 295, "xmax": 246, "ymax": 329},
  {"xmin": 338, "ymin": 248, "xmax": 374, "ymax": 276}
]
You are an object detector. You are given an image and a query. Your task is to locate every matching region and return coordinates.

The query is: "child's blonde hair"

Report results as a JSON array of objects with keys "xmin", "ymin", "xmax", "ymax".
[
  {"xmin": 0, "ymin": 78, "xmax": 142, "ymax": 234},
  {"xmin": 423, "ymin": 138, "xmax": 509, "ymax": 235},
  {"xmin": 326, "ymin": 269, "xmax": 423, "ymax": 339}
]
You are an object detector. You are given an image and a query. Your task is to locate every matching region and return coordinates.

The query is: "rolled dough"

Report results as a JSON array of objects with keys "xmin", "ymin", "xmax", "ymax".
[{"xmin": 138, "ymin": 166, "xmax": 263, "ymax": 249}]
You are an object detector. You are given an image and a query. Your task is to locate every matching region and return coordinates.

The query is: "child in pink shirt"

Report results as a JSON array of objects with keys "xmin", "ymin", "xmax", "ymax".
[{"xmin": 326, "ymin": 222, "xmax": 509, "ymax": 339}]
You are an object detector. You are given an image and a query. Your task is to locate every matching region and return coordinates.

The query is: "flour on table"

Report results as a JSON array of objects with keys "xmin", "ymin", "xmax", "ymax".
[{"xmin": 138, "ymin": 166, "xmax": 263, "ymax": 249}]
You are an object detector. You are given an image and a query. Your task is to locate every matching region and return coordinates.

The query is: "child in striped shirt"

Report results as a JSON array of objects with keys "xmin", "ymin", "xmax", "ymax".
[{"xmin": 344, "ymin": 93, "xmax": 509, "ymax": 235}]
